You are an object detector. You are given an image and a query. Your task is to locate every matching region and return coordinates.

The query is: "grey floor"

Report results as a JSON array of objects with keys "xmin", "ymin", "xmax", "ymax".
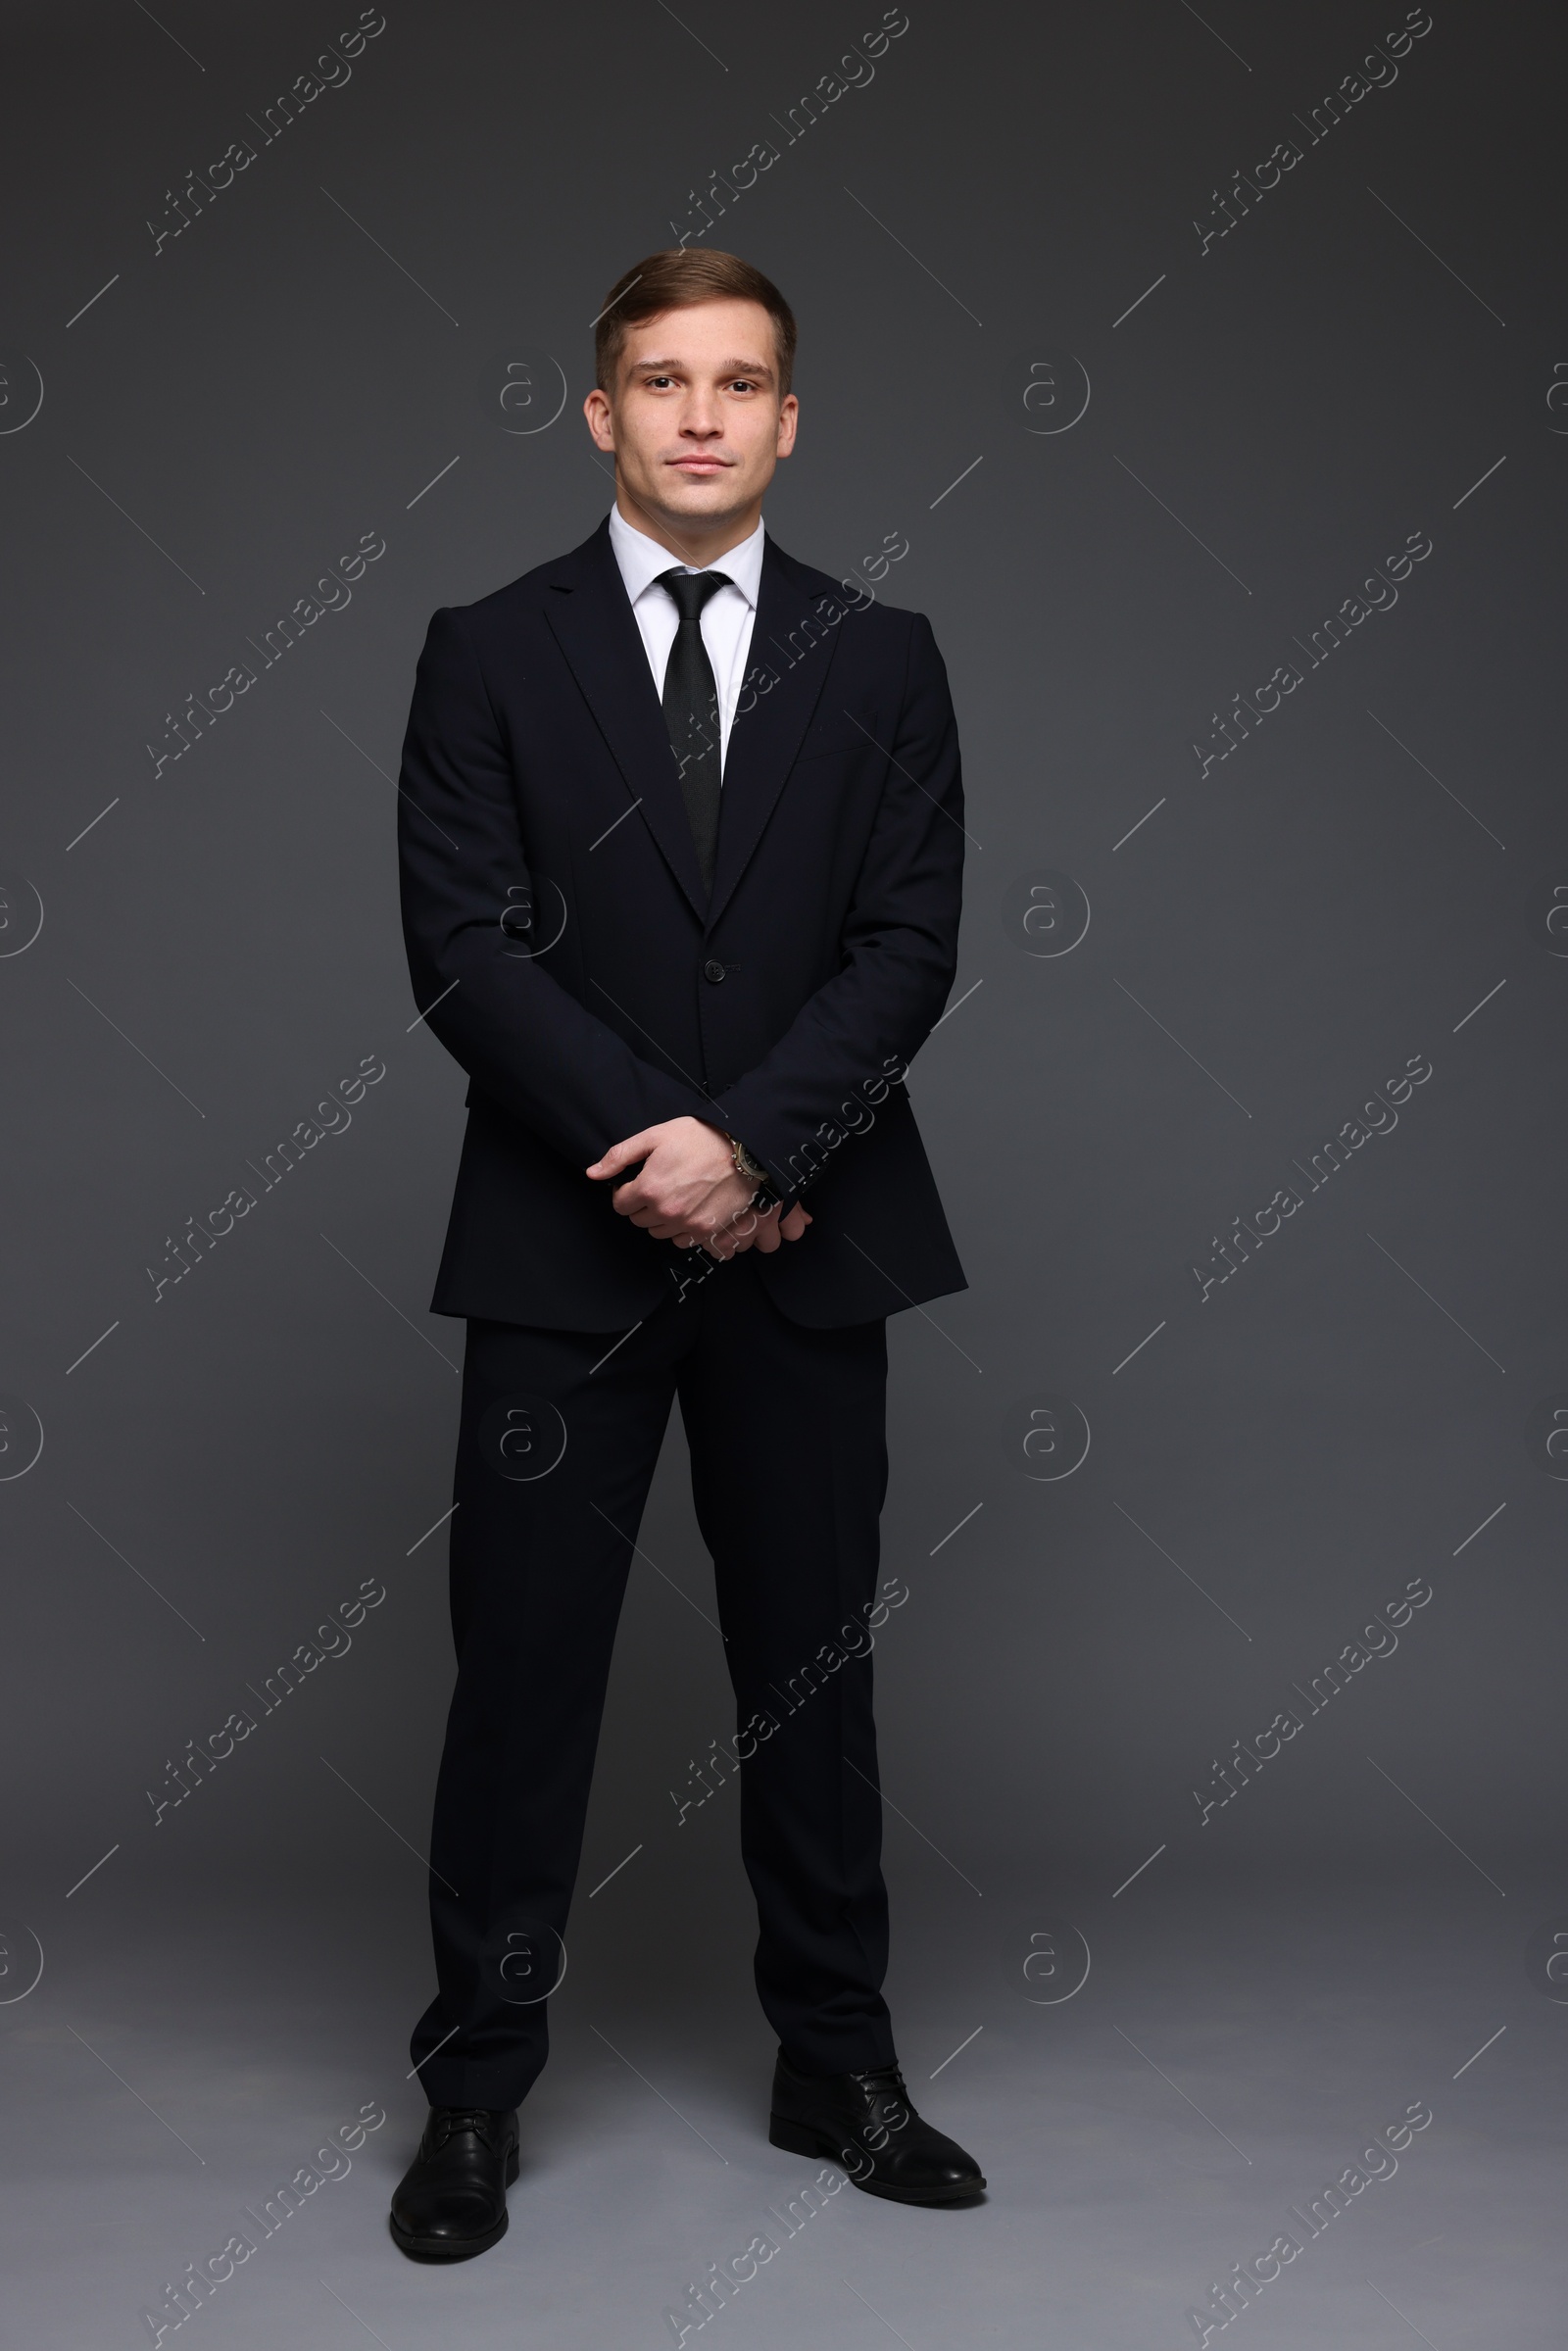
[{"xmin": 4, "ymin": 1859, "xmax": 1561, "ymax": 2348}]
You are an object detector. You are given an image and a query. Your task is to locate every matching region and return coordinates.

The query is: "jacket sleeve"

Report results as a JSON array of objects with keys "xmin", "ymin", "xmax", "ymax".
[
  {"xmin": 711, "ymin": 612, "xmax": 964, "ymax": 1200},
  {"xmin": 398, "ymin": 605, "xmax": 715, "ymax": 1167}
]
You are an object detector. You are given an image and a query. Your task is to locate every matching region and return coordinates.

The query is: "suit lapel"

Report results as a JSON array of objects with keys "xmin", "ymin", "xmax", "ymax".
[
  {"xmin": 540, "ymin": 520, "xmax": 844, "ymax": 934},
  {"xmin": 541, "ymin": 519, "xmax": 708, "ymax": 918},
  {"xmin": 707, "ymin": 537, "xmax": 843, "ymax": 932}
]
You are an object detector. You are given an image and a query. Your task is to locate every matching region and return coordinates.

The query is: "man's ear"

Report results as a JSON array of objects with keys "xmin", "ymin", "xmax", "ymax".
[{"xmin": 583, "ymin": 387, "xmax": 615, "ymax": 450}]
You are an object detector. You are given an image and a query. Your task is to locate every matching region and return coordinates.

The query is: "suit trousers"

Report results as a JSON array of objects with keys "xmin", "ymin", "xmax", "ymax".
[{"xmin": 409, "ymin": 1245, "xmax": 898, "ymax": 2110}]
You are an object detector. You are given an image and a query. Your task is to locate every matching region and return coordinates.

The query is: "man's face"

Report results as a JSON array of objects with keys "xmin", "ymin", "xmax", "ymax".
[{"xmin": 584, "ymin": 297, "xmax": 798, "ymax": 544}]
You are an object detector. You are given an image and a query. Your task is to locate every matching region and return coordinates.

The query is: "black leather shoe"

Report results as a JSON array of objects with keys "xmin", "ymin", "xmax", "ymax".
[
  {"xmin": 389, "ymin": 2107, "xmax": 519, "ymax": 2260},
  {"xmin": 768, "ymin": 2049, "xmax": 985, "ymax": 2205}
]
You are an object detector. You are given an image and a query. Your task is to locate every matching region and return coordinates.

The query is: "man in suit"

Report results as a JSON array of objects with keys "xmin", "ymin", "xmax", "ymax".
[{"xmin": 390, "ymin": 247, "xmax": 982, "ymax": 2260}]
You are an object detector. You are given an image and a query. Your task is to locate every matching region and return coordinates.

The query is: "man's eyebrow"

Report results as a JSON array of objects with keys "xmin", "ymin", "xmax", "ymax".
[{"xmin": 630, "ymin": 356, "xmax": 775, "ymax": 377}]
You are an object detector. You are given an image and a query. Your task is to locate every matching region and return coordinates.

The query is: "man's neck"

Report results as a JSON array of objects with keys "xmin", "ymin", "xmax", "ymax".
[{"xmin": 613, "ymin": 488, "xmax": 760, "ymax": 571}]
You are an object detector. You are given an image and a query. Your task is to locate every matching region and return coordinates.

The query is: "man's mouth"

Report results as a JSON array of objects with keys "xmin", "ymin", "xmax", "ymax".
[{"xmin": 668, "ymin": 457, "xmax": 729, "ymax": 473}]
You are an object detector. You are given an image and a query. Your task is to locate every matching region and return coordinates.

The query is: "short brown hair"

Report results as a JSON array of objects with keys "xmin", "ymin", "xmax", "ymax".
[{"xmin": 594, "ymin": 249, "xmax": 797, "ymax": 397}]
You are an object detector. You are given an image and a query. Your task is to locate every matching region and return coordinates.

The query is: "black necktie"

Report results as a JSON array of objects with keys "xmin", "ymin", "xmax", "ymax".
[{"xmin": 657, "ymin": 567, "xmax": 731, "ymax": 896}]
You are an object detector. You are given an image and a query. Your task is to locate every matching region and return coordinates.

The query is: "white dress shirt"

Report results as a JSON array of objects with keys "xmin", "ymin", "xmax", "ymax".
[{"xmin": 608, "ymin": 505, "xmax": 763, "ymax": 777}]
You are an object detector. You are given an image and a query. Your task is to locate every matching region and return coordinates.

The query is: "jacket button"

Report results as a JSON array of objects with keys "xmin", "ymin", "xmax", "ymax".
[{"xmin": 703, "ymin": 959, "xmax": 727, "ymax": 983}]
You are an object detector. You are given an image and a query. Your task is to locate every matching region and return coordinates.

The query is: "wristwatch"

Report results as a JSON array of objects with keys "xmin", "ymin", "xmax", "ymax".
[
  {"xmin": 725, "ymin": 1132, "xmax": 781, "ymax": 1214},
  {"xmin": 725, "ymin": 1132, "xmax": 766, "ymax": 1185}
]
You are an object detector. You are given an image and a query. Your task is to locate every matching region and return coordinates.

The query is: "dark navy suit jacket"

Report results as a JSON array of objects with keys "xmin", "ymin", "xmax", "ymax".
[{"xmin": 397, "ymin": 514, "xmax": 967, "ymax": 1331}]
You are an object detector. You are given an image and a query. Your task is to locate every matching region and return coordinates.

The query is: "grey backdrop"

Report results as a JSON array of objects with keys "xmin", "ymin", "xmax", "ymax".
[{"xmin": 3, "ymin": 1, "xmax": 1565, "ymax": 2344}]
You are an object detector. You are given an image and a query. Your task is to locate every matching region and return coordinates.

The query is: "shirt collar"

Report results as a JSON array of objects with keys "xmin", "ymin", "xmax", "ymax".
[{"xmin": 608, "ymin": 504, "xmax": 765, "ymax": 611}]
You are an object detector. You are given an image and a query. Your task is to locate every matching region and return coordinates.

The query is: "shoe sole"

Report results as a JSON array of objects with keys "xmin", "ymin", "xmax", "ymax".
[
  {"xmin": 767, "ymin": 2113, "xmax": 985, "ymax": 2204},
  {"xmin": 388, "ymin": 2150, "xmax": 519, "ymax": 2260}
]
